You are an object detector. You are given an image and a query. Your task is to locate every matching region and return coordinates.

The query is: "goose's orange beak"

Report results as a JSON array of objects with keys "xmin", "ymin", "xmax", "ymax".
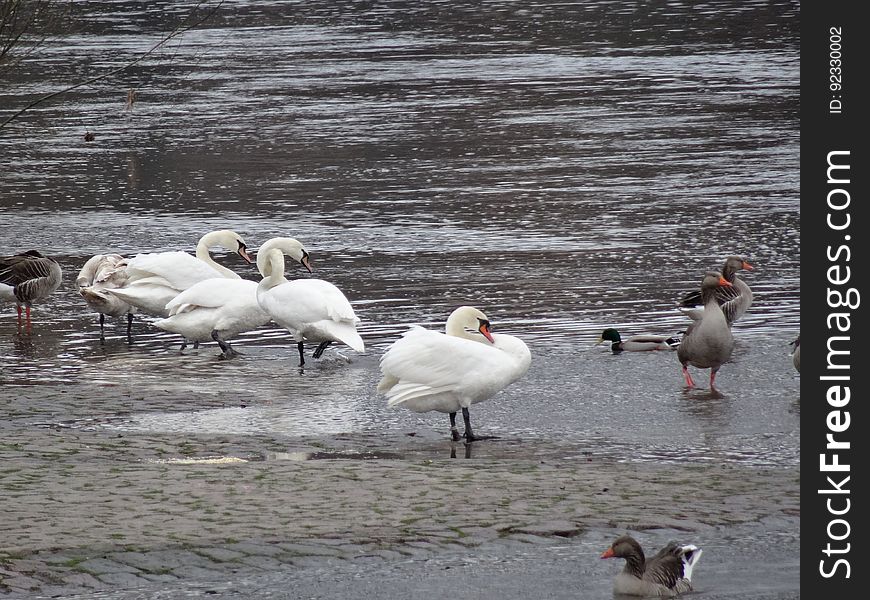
[
  {"xmin": 479, "ymin": 322, "xmax": 495, "ymax": 344},
  {"xmin": 718, "ymin": 275, "xmax": 733, "ymax": 287},
  {"xmin": 601, "ymin": 548, "xmax": 615, "ymax": 559},
  {"xmin": 742, "ymin": 261, "xmax": 754, "ymax": 270}
]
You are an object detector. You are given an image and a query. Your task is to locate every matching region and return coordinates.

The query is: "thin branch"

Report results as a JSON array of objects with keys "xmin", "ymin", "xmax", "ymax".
[{"xmin": 0, "ymin": 0, "xmax": 223, "ymax": 130}]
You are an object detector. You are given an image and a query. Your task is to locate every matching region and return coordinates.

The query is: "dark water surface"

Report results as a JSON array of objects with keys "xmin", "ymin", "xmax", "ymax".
[{"xmin": 3, "ymin": 1, "xmax": 798, "ymax": 595}]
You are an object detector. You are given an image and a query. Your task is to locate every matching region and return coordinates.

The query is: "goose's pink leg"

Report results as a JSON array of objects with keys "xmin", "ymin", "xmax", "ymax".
[{"xmin": 682, "ymin": 365, "xmax": 695, "ymax": 388}]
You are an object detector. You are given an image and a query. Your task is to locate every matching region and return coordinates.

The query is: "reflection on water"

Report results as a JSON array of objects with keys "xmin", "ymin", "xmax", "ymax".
[{"xmin": 1, "ymin": 1, "xmax": 798, "ymax": 468}]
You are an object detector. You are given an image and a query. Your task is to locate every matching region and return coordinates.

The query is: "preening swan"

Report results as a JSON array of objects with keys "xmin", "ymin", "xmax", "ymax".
[
  {"xmin": 601, "ymin": 535, "xmax": 703, "ymax": 597},
  {"xmin": 76, "ymin": 254, "xmax": 135, "ymax": 340},
  {"xmin": 677, "ymin": 271, "xmax": 735, "ymax": 390},
  {"xmin": 153, "ymin": 237, "xmax": 313, "ymax": 359},
  {"xmin": 107, "ymin": 230, "xmax": 253, "ymax": 317},
  {"xmin": 255, "ymin": 239, "xmax": 362, "ymax": 366},
  {"xmin": 1, "ymin": 250, "xmax": 63, "ymax": 331},
  {"xmin": 378, "ymin": 306, "xmax": 531, "ymax": 441}
]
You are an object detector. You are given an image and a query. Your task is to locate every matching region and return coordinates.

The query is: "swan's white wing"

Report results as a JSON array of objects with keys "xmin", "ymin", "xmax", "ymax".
[
  {"xmin": 126, "ymin": 252, "xmax": 224, "ymax": 289},
  {"xmin": 259, "ymin": 279, "xmax": 363, "ymax": 351},
  {"xmin": 379, "ymin": 328, "xmax": 527, "ymax": 409},
  {"xmin": 166, "ymin": 279, "xmax": 257, "ymax": 315}
]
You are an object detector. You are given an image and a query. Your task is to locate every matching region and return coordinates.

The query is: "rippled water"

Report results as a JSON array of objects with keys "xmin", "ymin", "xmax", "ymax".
[{"xmin": 1, "ymin": 1, "xmax": 799, "ymax": 468}]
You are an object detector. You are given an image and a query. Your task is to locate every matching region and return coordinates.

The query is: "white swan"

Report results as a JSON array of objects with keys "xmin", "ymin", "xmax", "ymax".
[
  {"xmin": 107, "ymin": 230, "xmax": 253, "ymax": 317},
  {"xmin": 256, "ymin": 240, "xmax": 363, "ymax": 366},
  {"xmin": 152, "ymin": 237, "xmax": 313, "ymax": 358},
  {"xmin": 76, "ymin": 254, "xmax": 135, "ymax": 340},
  {"xmin": 377, "ymin": 306, "xmax": 531, "ymax": 441}
]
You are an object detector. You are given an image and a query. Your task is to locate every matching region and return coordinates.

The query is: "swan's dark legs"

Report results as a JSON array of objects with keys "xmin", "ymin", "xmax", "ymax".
[
  {"xmin": 462, "ymin": 407, "xmax": 497, "ymax": 442},
  {"xmin": 297, "ymin": 341, "xmax": 306, "ymax": 366},
  {"xmin": 212, "ymin": 330, "xmax": 237, "ymax": 359},
  {"xmin": 312, "ymin": 340, "xmax": 332, "ymax": 359},
  {"xmin": 99, "ymin": 313, "xmax": 106, "ymax": 341},
  {"xmin": 462, "ymin": 407, "xmax": 477, "ymax": 441},
  {"xmin": 126, "ymin": 313, "xmax": 133, "ymax": 343},
  {"xmin": 449, "ymin": 412, "xmax": 461, "ymax": 441}
]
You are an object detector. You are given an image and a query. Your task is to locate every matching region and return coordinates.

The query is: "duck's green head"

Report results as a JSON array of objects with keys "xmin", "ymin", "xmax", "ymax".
[{"xmin": 598, "ymin": 328, "xmax": 622, "ymax": 344}]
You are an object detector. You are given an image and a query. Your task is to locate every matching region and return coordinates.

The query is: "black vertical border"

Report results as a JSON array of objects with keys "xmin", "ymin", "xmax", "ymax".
[{"xmin": 801, "ymin": 2, "xmax": 868, "ymax": 595}]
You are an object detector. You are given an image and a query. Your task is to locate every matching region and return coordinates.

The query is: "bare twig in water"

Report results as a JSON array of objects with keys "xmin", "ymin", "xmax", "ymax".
[{"xmin": 0, "ymin": 0, "xmax": 224, "ymax": 129}]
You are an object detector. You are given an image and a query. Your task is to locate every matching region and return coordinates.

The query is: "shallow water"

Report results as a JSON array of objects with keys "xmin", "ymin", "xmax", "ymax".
[
  {"xmin": 1, "ymin": 0, "xmax": 799, "ymax": 468},
  {"xmin": 1, "ymin": 3, "xmax": 799, "ymax": 598}
]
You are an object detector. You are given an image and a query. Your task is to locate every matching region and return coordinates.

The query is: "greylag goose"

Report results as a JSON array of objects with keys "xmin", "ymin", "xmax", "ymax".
[
  {"xmin": 677, "ymin": 271, "xmax": 735, "ymax": 389},
  {"xmin": 0, "ymin": 250, "xmax": 63, "ymax": 330},
  {"xmin": 76, "ymin": 254, "xmax": 135, "ymax": 340},
  {"xmin": 106, "ymin": 229, "xmax": 253, "ymax": 317},
  {"xmin": 597, "ymin": 328, "xmax": 680, "ymax": 352},
  {"xmin": 680, "ymin": 256, "xmax": 753, "ymax": 324},
  {"xmin": 154, "ymin": 237, "xmax": 313, "ymax": 359},
  {"xmin": 378, "ymin": 306, "xmax": 531, "ymax": 441},
  {"xmin": 791, "ymin": 335, "xmax": 800, "ymax": 373},
  {"xmin": 601, "ymin": 535, "xmax": 702, "ymax": 597},
  {"xmin": 256, "ymin": 239, "xmax": 362, "ymax": 366}
]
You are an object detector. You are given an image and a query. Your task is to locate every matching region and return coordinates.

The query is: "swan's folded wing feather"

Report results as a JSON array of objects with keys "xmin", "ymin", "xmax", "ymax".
[
  {"xmin": 166, "ymin": 279, "xmax": 256, "ymax": 314},
  {"xmin": 126, "ymin": 252, "xmax": 223, "ymax": 289},
  {"xmin": 379, "ymin": 328, "xmax": 517, "ymax": 401}
]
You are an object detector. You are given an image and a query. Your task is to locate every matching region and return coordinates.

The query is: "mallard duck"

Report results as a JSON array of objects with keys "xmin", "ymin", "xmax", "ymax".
[
  {"xmin": 677, "ymin": 271, "xmax": 735, "ymax": 389},
  {"xmin": 377, "ymin": 306, "xmax": 531, "ymax": 441},
  {"xmin": 601, "ymin": 535, "xmax": 703, "ymax": 597},
  {"xmin": 597, "ymin": 328, "xmax": 681, "ymax": 352},
  {"xmin": 0, "ymin": 250, "xmax": 63, "ymax": 330},
  {"xmin": 680, "ymin": 256, "xmax": 753, "ymax": 324},
  {"xmin": 790, "ymin": 335, "xmax": 800, "ymax": 373}
]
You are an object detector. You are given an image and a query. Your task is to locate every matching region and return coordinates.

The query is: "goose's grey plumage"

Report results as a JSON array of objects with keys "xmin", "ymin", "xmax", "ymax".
[
  {"xmin": 601, "ymin": 535, "xmax": 702, "ymax": 597},
  {"xmin": 677, "ymin": 271, "xmax": 735, "ymax": 389},
  {"xmin": 680, "ymin": 256, "xmax": 753, "ymax": 324},
  {"xmin": 0, "ymin": 250, "xmax": 63, "ymax": 329},
  {"xmin": 76, "ymin": 254, "xmax": 135, "ymax": 340},
  {"xmin": 791, "ymin": 335, "xmax": 800, "ymax": 373},
  {"xmin": 597, "ymin": 328, "xmax": 681, "ymax": 352}
]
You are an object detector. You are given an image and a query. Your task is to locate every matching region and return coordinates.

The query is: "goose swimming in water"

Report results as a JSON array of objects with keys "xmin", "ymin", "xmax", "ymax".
[
  {"xmin": 1, "ymin": 250, "xmax": 63, "ymax": 331},
  {"xmin": 601, "ymin": 535, "xmax": 703, "ymax": 597},
  {"xmin": 378, "ymin": 306, "xmax": 531, "ymax": 441}
]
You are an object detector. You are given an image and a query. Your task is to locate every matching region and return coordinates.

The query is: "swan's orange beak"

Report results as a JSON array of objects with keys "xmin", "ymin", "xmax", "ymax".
[
  {"xmin": 301, "ymin": 254, "xmax": 313, "ymax": 273},
  {"xmin": 742, "ymin": 261, "xmax": 754, "ymax": 270},
  {"xmin": 601, "ymin": 548, "xmax": 615, "ymax": 559},
  {"xmin": 238, "ymin": 246, "xmax": 254, "ymax": 264},
  {"xmin": 480, "ymin": 322, "xmax": 495, "ymax": 344},
  {"xmin": 718, "ymin": 275, "xmax": 733, "ymax": 287}
]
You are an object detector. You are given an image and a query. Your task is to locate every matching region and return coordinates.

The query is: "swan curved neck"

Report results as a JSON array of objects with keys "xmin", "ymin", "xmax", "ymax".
[
  {"xmin": 259, "ymin": 250, "xmax": 288, "ymax": 290},
  {"xmin": 196, "ymin": 234, "xmax": 237, "ymax": 278}
]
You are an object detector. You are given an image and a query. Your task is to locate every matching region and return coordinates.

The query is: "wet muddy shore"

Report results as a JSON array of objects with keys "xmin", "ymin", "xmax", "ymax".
[{"xmin": 1, "ymin": 381, "xmax": 799, "ymax": 598}]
